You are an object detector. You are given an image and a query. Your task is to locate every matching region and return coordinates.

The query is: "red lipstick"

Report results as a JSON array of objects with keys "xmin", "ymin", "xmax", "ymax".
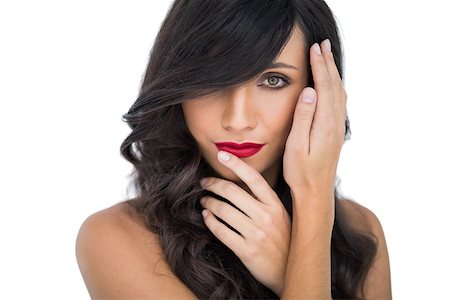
[{"xmin": 215, "ymin": 142, "xmax": 264, "ymax": 158}]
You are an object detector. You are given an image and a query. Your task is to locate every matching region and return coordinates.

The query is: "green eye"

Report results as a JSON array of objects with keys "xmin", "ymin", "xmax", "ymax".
[
  {"xmin": 258, "ymin": 73, "xmax": 290, "ymax": 90},
  {"xmin": 268, "ymin": 76, "xmax": 281, "ymax": 86}
]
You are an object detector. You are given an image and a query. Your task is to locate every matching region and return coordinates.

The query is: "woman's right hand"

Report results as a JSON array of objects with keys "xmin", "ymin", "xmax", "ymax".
[
  {"xmin": 199, "ymin": 157, "xmax": 291, "ymax": 296},
  {"xmin": 200, "ymin": 40, "xmax": 347, "ymax": 297}
]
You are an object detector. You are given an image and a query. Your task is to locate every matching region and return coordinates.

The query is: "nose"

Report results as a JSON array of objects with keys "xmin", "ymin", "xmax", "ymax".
[{"xmin": 221, "ymin": 85, "xmax": 257, "ymax": 132}]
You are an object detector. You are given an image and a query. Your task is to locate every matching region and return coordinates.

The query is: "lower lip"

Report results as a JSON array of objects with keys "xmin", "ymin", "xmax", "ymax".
[{"xmin": 215, "ymin": 145, "xmax": 263, "ymax": 158}]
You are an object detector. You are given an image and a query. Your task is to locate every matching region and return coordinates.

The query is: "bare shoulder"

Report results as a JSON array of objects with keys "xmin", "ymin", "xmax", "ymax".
[
  {"xmin": 338, "ymin": 199, "xmax": 393, "ymax": 299},
  {"xmin": 338, "ymin": 198, "xmax": 379, "ymax": 234},
  {"xmin": 75, "ymin": 201, "xmax": 196, "ymax": 299}
]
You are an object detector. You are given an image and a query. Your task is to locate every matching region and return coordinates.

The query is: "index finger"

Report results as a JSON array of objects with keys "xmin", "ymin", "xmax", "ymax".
[{"xmin": 212, "ymin": 150, "xmax": 279, "ymax": 206}]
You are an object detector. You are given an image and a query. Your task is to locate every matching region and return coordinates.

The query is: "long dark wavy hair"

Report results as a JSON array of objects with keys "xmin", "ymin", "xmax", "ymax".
[{"xmin": 120, "ymin": 0, "xmax": 378, "ymax": 299}]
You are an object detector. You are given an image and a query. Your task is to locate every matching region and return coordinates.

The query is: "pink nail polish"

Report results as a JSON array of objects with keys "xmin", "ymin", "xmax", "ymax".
[
  {"xmin": 313, "ymin": 43, "xmax": 322, "ymax": 56},
  {"xmin": 218, "ymin": 151, "xmax": 230, "ymax": 162},
  {"xmin": 323, "ymin": 39, "xmax": 331, "ymax": 52}
]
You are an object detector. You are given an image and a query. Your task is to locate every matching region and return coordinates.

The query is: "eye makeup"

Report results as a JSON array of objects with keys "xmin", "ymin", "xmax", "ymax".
[{"xmin": 257, "ymin": 72, "xmax": 291, "ymax": 90}]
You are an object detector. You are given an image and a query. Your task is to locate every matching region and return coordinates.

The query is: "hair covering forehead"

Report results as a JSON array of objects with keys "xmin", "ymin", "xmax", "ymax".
[{"xmin": 171, "ymin": 0, "xmax": 297, "ymax": 87}]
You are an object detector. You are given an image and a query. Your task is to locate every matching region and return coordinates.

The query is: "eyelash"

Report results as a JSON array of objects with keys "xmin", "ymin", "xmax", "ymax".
[{"xmin": 258, "ymin": 73, "xmax": 290, "ymax": 91}]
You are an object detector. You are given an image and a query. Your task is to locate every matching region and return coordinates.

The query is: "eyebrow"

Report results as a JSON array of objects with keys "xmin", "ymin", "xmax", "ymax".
[{"xmin": 267, "ymin": 62, "xmax": 298, "ymax": 70}]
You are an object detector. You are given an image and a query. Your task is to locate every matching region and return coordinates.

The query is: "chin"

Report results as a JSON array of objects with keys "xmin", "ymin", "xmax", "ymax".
[{"xmin": 211, "ymin": 163, "xmax": 243, "ymax": 182}]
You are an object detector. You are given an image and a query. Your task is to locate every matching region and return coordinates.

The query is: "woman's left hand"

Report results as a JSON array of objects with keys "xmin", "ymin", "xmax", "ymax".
[{"xmin": 199, "ymin": 152, "xmax": 291, "ymax": 296}]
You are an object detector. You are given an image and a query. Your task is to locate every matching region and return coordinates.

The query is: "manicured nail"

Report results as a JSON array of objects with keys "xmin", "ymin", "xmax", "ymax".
[
  {"xmin": 302, "ymin": 88, "xmax": 316, "ymax": 103},
  {"xmin": 218, "ymin": 151, "xmax": 230, "ymax": 162},
  {"xmin": 200, "ymin": 197, "xmax": 206, "ymax": 205},
  {"xmin": 200, "ymin": 178, "xmax": 208, "ymax": 187},
  {"xmin": 323, "ymin": 39, "xmax": 331, "ymax": 52},
  {"xmin": 201, "ymin": 209, "xmax": 208, "ymax": 217},
  {"xmin": 313, "ymin": 43, "xmax": 321, "ymax": 56}
]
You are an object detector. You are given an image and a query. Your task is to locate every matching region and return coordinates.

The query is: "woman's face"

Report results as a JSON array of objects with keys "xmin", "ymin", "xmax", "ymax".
[{"xmin": 182, "ymin": 26, "xmax": 308, "ymax": 190}]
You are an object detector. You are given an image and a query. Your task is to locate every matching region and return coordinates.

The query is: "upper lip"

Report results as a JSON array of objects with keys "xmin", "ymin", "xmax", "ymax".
[{"xmin": 215, "ymin": 142, "xmax": 264, "ymax": 149}]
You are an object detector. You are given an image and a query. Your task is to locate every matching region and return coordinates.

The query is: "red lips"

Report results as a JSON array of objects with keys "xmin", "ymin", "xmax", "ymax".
[{"xmin": 214, "ymin": 142, "xmax": 264, "ymax": 158}]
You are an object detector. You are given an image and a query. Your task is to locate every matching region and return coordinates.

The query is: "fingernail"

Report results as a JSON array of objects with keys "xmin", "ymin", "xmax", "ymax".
[
  {"xmin": 313, "ymin": 43, "xmax": 321, "ymax": 56},
  {"xmin": 200, "ymin": 178, "xmax": 208, "ymax": 186},
  {"xmin": 200, "ymin": 197, "xmax": 206, "ymax": 205},
  {"xmin": 323, "ymin": 39, "xmax": 331, "ymax": 52},
  {"xmin": 201, "ymin": 209, "xmax": 208, "ymax": 217},
  {"xmin": 218, "ymin": 151, "xmax": 230, "ymax": 162},
  {"xmin": 302, "ymin": 88, "xmax": 316, "ymax": 103}
]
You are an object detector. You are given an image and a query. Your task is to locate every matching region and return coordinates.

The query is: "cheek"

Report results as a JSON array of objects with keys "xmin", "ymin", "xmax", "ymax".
[
  {"xmin": 260, "ymin": 97, "xmax": 298, "ymax": 135},
  {"xmin": 181, "ymin": 101, "xmax": 218, "ymax": 140},
  {"xmin": 181, "ymin": 102, "xmax": 203, "ymax": 130}
]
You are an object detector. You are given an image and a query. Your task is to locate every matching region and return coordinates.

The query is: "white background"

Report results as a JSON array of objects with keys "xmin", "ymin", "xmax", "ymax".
[{"xmin": 1, "ymin": 1, "xmax": 449, "ymax": 299}]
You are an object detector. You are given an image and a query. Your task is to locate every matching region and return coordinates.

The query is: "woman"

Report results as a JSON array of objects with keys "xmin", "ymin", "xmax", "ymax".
[{"xmin": 76, "ymin": 0, "xmax": 392, "ymax": 298}]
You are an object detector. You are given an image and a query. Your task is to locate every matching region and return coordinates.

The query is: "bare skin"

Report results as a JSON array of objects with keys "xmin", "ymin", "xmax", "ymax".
[
  {"xmin": 181, "ymin": 27, "xmax": 308, "ymax": 196},
  {"xmin": 76, "ymin": 201, "xmax": 198, "ymax": 299},
  {"xmin": 76, "ymin": 31, "xmax": 392, "ymax": 299},
  {"xmin": 76, "ymin": 198, "xmax": 391, "ymax": 299}
]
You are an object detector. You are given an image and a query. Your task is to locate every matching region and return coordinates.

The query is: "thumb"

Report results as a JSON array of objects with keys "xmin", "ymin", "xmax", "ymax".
[{"xmin": 286, "ymin": 87, "xmax": 317, "ymax": 155}]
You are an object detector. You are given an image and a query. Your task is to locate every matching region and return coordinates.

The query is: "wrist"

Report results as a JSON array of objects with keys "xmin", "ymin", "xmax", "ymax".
[
  {"xmin": 291, "ymin": 189, "xmax": 334, "ymax": 210},
  {"xmin": 290, "ymin": 190, "xmax": 335, "ymax": 228},
  {"xmin": 290, "ymin": 187, "xmax": 334, "ymax": 202}
]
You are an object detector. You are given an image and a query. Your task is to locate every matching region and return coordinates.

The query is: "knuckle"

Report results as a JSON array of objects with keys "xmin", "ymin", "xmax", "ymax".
[
  {"xmin": 332, "ymin": 80, "xmax": 344, "ymax": 92},
  {"xmin": 341, "ymin": 88, "xmax": 347, "ymax": 100},
  {"xmin": 223, "ymin": 182, "xmax": 237, "ymax": 195},
  {"xmin": 260, "ymin": 211, "xmax": 276, "ymax": 227},
  {"xmin": 254, "ymin": 229, "xmax": 267, "ymax": 243},
  {"xmin": 270, "ymin": 190, "xmax": 280, "ymax": 202},
  {"xmin": 207, "ymin": 218, "xmax": 223, "ymax": 235},
  {"xmin": 215, "ymin": 179, "xmax": 226, "ymax": 191},
  {"xmin": 215, "ymin": 202, "xmax": 227, "ymax": 216},
  {"xmin": 271, "ymin": 203, "xmax": 285, "ymax": 217},
  {"xmin": 317, "ymin": 76, "xmax": 332, "ymax": 89},
  {"xmin": 285, "ymin": 139, "xmax": 305, "ymax": 155},
  {"xmin": 206, "ymin": 177, "xmax": 217, "ymax": 186},
  {"xmin": 203, "ymin": 213, "xmax": 214, "ymax": 228},
  {"xmin": 297, "ymin": 108, "xmax": 314, "ymax": 120},
  {"xmin": 247, "ymin": 173, "xmax": 261, "ymax": 187},
  {"xmin": 200, "ymin": 197, "xmax": 209, "ymax": 209},
  {"xmin": 215, "ymin": 226, "xmax": 227, "ymax": 238}
]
